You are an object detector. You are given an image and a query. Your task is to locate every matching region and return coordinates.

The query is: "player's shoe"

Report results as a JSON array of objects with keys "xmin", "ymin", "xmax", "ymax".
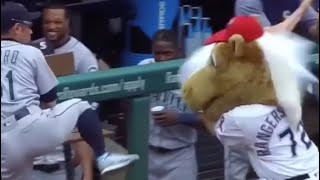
[{"xmin": 97, "ymin": 153, "xmax": 140, "ymax": 174}]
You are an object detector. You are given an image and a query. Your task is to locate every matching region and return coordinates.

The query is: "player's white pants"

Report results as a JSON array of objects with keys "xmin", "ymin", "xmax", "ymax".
[
  {"xmin": 1, "ymin": 98, "xmax": 91, "ymax": 180},
  {"xmin": 224, "ymin": 146, "xmax": 251, "ymax": 180},
  {"xmin": 148, "ymin": 145, "xmax": 198, "ymax": 180}
]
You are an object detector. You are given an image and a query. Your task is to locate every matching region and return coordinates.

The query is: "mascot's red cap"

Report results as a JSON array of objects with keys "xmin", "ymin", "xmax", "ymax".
[{"xmin": 205, "ymin": 16, "xmax": 264, "ymax": 45}]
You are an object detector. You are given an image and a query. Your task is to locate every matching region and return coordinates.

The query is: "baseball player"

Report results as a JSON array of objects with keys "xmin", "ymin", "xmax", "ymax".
[
  {"xmin": 1, "ymin": 2, "xmax": 139, "ymax": 180},
  {"xmin": 31, "ymin": 3, "xmax": 100, "ymax": 180},
  {"xmin": 32, "ymin": 3, "xmax": 98, "ymax": 73},
  {"xmin": 138, "ymin": 29, "xmax": 201, "ymax": 180}
]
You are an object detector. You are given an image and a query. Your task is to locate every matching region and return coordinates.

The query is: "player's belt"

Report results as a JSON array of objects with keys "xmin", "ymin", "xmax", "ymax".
[
  {"xmin": 149, "ymin": 145, "xmax": 188, "ymax": 153},
  {"xmin": 33, "ymin": 163, "xmax": 63, "ymax": 173},
  {"xmin": 13, "ymin": 107, "xmax": 30, "ymax": 121},
  {"xmin": 286, "ymin": 173, "xmax": 310, "ymax": 180},
  {"xmin": 1, "ymin": 107, "xmax": 30, "ymax": 133}
]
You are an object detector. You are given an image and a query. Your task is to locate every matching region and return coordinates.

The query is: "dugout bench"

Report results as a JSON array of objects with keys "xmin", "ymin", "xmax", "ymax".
[{"xmin": 57, "ymin": 54, "xmax": 319, "ymax": 180}]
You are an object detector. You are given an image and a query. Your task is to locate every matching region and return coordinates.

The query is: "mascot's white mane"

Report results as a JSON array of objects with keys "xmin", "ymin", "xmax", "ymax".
[
  {"xmin": 257, "ymin": 32, "xmax": 317, "ymax": 126},
  {"xmin": 179, "ymin": 32, "xmax": 318, "ymax": 127},
  {"xmin": 179, "ymin": 43, "xmax": 215, "ymax": 85}
]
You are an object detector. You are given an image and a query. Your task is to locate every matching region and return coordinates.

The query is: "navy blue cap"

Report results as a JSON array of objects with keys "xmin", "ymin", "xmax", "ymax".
[{"xmin": 1, "ymin": 2, "xmax": 41, "ymax": 31}]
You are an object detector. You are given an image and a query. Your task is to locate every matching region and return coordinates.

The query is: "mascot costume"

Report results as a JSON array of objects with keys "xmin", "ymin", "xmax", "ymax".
[{"xmin": 179, "ymin": 16, "xmax": 319, "ymax": 179}]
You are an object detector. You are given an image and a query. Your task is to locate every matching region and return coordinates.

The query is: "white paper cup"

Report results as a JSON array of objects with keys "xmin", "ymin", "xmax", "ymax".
[{"xmin": 151, "ymin": 106, "xmax": 165, "ymax": 113}]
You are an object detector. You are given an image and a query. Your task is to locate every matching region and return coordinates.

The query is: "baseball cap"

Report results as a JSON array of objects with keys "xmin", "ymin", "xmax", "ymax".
[
  {"xmin": 1, "ymin": 2, "xmax": 41, "ymax": 31},
  {"xmin": 205, "ymin": 16, "xmax": 264, "ymax": 45}
]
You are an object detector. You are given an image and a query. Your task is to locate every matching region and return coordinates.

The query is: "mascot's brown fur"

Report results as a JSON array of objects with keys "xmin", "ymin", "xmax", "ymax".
[{"xmin": 182, "ymin": 35, "xmax": 279, "ymax": 133}]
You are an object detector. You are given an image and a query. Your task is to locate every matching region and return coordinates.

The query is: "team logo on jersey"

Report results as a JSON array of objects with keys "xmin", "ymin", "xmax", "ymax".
[{"xmin": 39, "ymin": 42, "xmax": 47, "ymax": 50}]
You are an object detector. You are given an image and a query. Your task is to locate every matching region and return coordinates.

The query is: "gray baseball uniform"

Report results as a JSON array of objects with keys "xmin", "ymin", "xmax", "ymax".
[
  {"xmin": 138, "ymin": 58, "xmax": 198, "ymax": 180},
  {"xmin": 34, "ymin": 37, "xmax": 98, "ymax": 73},
  {"xmin": 54, "ymin": 36, "xmax": 98, "ymax": 73},
  {"xmin": 32, "ymin": 37, "xmax": 99, "ymax": 180},
  {"xmin": 1, "ymin": 40, "xmax": 93, "ymax": 180}
]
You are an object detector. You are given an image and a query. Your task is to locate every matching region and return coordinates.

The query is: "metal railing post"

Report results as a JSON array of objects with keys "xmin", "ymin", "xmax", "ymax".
[{"xmin": 126, "ymin": 96, "xmax": 150, "ymax": 180}]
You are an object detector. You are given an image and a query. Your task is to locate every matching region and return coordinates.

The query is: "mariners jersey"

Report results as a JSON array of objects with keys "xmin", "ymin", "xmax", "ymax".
[
  {"xmin": 215, "ymin": 104, "xmax": 319, "ymax": 179},
  {"xmin": 1, "ymin": 40, "xmax": 58, "ymax": 116},
  {"xmin": 29, "ymin": 38, "xmax": 54, "ymax": 56},
  {"xmin": 138, "ymin": 58, "xmax": 197, "ymax": 149},
  {"xmin": 33, "ymin": 37, "xmax": 98, "ymax": 74}
]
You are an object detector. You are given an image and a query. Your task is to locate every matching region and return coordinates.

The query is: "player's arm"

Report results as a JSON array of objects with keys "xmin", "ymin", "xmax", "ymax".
[
  {"xmin": 215, "ymin": 116, "xmax": 249, "ymax": 147},
  {"xmin": 152, "ymin": 109, "xmax": 204, "ymax": 128},
  {"xmin": 177, "ymin": 112, "xmax": 203, "ymax": 128},
  {"xmin": 273, "ymin": 0, "xmax": 314, "ymax": 33},
  {"xmin": 34, "ymin": 49, "xmax": 59, "ymax": 108},
  {"xmin": 274, "ymin": 0, "xmax": 319, "ymax": 38}
]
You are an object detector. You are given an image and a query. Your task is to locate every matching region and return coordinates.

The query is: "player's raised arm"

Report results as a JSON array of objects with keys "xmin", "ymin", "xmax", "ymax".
[
  {"xmin": 34, "ymin": 49, "xmax": 59, "ymax": 108},
  {"xmin": 268, "ymin": 0, "xmax": 317, "ymax": 35}
]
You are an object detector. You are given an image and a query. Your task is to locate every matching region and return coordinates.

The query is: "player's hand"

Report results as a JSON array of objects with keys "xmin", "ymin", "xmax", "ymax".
[{"xmin": 152, "ymin": 110, "xmax": 179, "ymax": 126}]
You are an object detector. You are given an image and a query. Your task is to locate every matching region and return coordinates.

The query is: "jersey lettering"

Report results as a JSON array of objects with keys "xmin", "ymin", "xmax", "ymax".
[
  {"xmin": 1, "ymin": 50, "xmax": 19, "ymax": 64},
  {"xmin": 151, "ymin": 91, "xmax": 189, "ymax": 112},
  {"xmin": 1, "ymin": 50, "xmax": 19, "ymax": 101},
  {"xmin": 255, "ymin": 108, "xmax": 285, "ymax": 156},
  {"xmin": 39, "ymin": 42, "xmax": 47, "ymax": 50},
  {"xmin": 254, "ymin": 108, "xmax": 312, "ymax": 157}
]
